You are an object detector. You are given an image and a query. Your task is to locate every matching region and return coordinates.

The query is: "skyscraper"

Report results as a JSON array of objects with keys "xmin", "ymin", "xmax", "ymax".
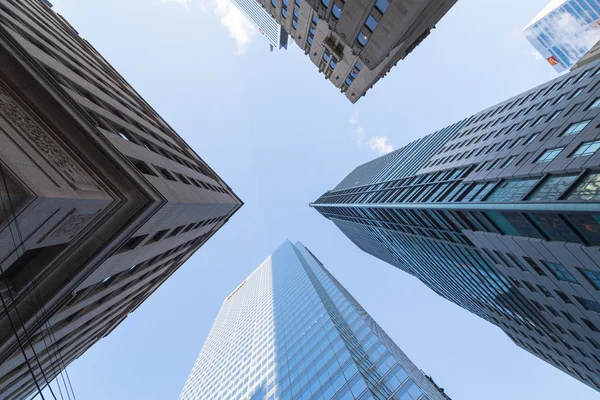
[
  {"xmin": 524, "ymin": 0, "xmax": 600, "ymax": 73},
  {"xmin": 0, "ymin": 1, "xmax": 241, "ymax": 398},
  {"xmin": 256, "ymin": 0, "xmax": 457, "ymax": 103},
  {"xmin": 313, "ymin": 58, "xmax": 600, "ymax": 392},
  {"xmin": 180, "ymin": 240, "xmax": 450, "ymax": 400},
  {"xmin": 231, "ymin": 0, "xmax": 290, "ymax": 50}
]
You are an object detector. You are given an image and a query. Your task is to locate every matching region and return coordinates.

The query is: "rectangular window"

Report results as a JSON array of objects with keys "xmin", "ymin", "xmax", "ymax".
[
  {"xmin": 543, "ymin": 261, "xmax": 579, "ymax": 284},
  {"xmin": 587, "ymin": 97, "xmax": 600, "ymax": 110},
  {"xmin": 486, "ymin": 178, "xmax": 539, "ymax": 202},
  {"xmin": 578, "ymin": 268, "xmax": 600, "ymax": 290},
  {"xmin": 562, "ymin": 120, "xmax": 590, "ymax": 136},
  {"xmin": 570, "ymin": 87, "xmax": 585, "ymax": 99},
  {"xmin": 535, "ymin": 148, "xmax": 563, "ymax": 163},
  {"xmin": 501, "ymin": 156, "xmax": 516, "ymax": 168},
  {"xmin": 523, "ymin": 133, "xmax": 539, "ymax": 146},
  {"xmin": 547, "ymin": 110, "xmax": 562, "ymax": 122},
  {"xmin": 576, "ymin": 297, "xmax": 600, "ymax": 313},
  {"xmin": 571, "ymin": 140, "xmax": 600, "ymax": 158},
  {"xmin": 528, "ymin": 174, "xmax": 577, "ymax": 201},
  {"xmin": 567, "ymin": 172, "xmax": 600, "ymax": 201},
  {"xmin": 531, "ymin": 115, "xmax": 545, "ymax": 127}
]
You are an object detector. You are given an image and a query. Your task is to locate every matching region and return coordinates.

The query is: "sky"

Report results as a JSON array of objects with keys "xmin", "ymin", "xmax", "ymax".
[{"xmin": 36, "ymin": 0, "xmax": 600, "ymax": 399}]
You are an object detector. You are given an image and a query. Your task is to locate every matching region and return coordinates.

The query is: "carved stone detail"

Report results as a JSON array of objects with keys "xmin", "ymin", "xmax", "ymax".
[
  {"xmin": 0, "ymin": 81, "xmax": 95, "ymax": 187},
  {"xmin": 47, "ymin": 213, "xmax": 96, "ymax": 241}
]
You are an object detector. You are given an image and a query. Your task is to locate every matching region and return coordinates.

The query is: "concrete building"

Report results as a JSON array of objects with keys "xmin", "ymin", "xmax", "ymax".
[
  {"xmin": 180, "ymin": 240, "xmax": 451, "ymax": 400},
  {"xmin": 524, "ymin": 0, "xmax": 600, "ymax": 73},
  {"xmin": 0, "ymin": 1, "xmax": 242, "ymax": 398},
  {"xmin": 313, "ymin": 58, "xmax": 600, "ymax": 392},
  {"xmin": 232, "ymin": 0, "xmax": 290, "ymax": 50},
  {"xmin": 258, "ymin": 0, "xmax": 457, "ymax": 103}
]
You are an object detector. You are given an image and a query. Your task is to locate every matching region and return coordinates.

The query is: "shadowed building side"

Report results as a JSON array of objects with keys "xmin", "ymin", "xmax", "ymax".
[
  {"xmin": 0, "ymin": 1, "xmax": 242, "ymax": 398},
  {"xmin": 256, "ymin": 0, "xmax": 457, "ymax": 103},
  {"xmin": 314, "ymin": 58, "xmax": 600, "ymax": 392}
]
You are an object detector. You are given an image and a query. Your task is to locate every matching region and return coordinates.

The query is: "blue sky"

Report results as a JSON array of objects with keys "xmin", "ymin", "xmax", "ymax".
[{"xmin": 38, "ymin": 0, "xmax": 599, "ymax": 399}]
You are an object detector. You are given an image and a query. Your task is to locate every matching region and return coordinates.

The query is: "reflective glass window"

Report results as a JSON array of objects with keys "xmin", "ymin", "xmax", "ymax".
[
  {"xmin": 567, "ymin": 172, "xmax": 600, "ymax": 201},
  {"xmin": 571, "ymin": 140, "xmax": 600, "ymax": 157},
  {"xmin": 486, "ymin": 179, "xmax": 538, "ymax": 202},
  {"xmin": 529, "ymin": 174, "xmax": 577, "ymax": 201},
  {"xmin": 578, "ymin": 268, "xmax": 600, "ymax": 290},
  {"xmin": 536, "ymin": 147, "xmax": 563, "ymax": 163},
  {"xmin": 543, "ymin": 261, "xmax": 579, "ymax": 284},
  {"xmin": 562, "ymin": 120, "xmax": 591, "ymax": 136},
  {"xmin": 365, "ymin": 15, "xmax": 378, "ymax": 31}
]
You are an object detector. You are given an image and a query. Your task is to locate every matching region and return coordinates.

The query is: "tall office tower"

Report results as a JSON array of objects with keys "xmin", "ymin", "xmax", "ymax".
[
  {"xmin": 313, "ymin": 58, "xmax": 600, "ymax": 392},
  {"xmin": 524, "ymin": 0, "xmax": 600, "ymax": 73},
  {"xmin": 180, "ymin": 241, "xmax": 450, "ymax": 400},
  {"xmin": 257, "ymin": 0, "xmax": 456, "ymax": 103},
  {"xmin": 0, "ymin": 1, "xmax": 242, "ymax": 399},
  {"xmin": 232, "ymin": 0, "xmax": 290, "ymax": 51}
]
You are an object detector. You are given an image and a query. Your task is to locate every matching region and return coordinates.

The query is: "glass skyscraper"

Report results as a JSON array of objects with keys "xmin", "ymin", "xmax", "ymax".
[
  {"xmin": 231, "ymin": 0, "xmax": 290, "ymax": 50},
  {"xmin": 523, "ymin": 0, "xmax": 600, "ymax": 72},
  {"xmin": 179, "ymin": 241, "xmax": 450, "ymax": 400},
  {"xmin": 313, "ymin": 58, "xmax": 600, "ymax": 392}
]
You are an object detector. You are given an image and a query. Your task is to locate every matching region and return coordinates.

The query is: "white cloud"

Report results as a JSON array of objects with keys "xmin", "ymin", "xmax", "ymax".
[
  {"xmin": 160, "ymin": 0, "xmax": 256, "ymax": 54},
  {"xmin": 212, "ymin": 0, "xmax": 256, "ymax": 54},
  {"xmin": 531, "ymin": 51, "xmax": 543, "ymax": 61},
  {"xmin": 527, "ymin": 10, "xmax": 600, "ymax": 62},
  {"xmin": 160, "ymin": 0, "xmax": 190, "ymax": 7},
  {"xmin": 349, "ymin": 110, "xmax": 359, "ymax": 125},
  {"xmin": 367, "ymin": 136, "xmax": 394, "ymax": 155},
  {"xmin": 349, "ymin": 112, "xmax": 394, "ymax": 155}
]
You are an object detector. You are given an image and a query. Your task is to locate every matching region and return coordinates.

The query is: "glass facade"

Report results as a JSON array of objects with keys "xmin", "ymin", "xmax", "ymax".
[
  {"xmin": 313, "ymin": 59, "xmax": 600, "ymax": 392},
  {"xmin": 179, "ymin": 241, "xmax": 450, "ymax": 400},
  {"xmin": 523, "ymin": 0, "xmax": 600, "ymax": 72}
]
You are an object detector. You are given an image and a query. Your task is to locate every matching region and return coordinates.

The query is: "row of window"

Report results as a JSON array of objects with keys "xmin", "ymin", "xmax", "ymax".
[
  {"xmin": 460, "ymin": 65, "xmax": 600, "ymax": 138},
  {"xmin": 428, "ymin": 99, "xmax": 599, "ymax": 170}
]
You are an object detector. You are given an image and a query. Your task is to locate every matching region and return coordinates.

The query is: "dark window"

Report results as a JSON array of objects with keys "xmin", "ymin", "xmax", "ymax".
[
  {"xmin": 129, "ymin": 158, "xmax": 157, "ymax": 176},
  {"xmin": 576, "ymin": 297, "xmax": 600, "ymax": 313},
  {"xmin": 543, "ymin": 261, "xmax": 579, "ymax": 284},
  {"xmin": 578, "ymin": 268, "xmax": 600, "ymax": 290},
  {"xmin": 555, "ymin": 290, "xmax": 573, "ymax": 304}
]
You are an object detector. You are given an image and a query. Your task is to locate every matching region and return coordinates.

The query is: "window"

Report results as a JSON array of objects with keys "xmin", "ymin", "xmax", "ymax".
[
  {"xmin": 323, "ymin": 49, "xmax": 330, "ymax": 62},
  {"xmin": 543, "ymin": 261, "xmax": 579, "ymax": 284},
  {"xmin": 571, "ymin": 140, "xmax": 600, "ymax": 158},
  {"xmin": 320, "ymin": 0, "xmax": 330, "ymax": 6},
  {"xmin": 587, "ymin": 97, "xmax": 600, "ymax": 110},
  {"xmin": 312, "ymin": 15, "xmax": 318, "ymax": 24},
  {"xmin": 331, "ymin": 4, "xmax": 341, "ymax": 19},
  {"xmin": 531, "ymin": 115, "xmax": 545, "ymax": 127},
  {"xmin": 375, "ymin": 0, "xmax": 390, "ymax": 13},
  {"xmin": 578, "ymin": 268, "xmax": 600, "ymax": 290},
  {"xmin": 547, "ymin": 110, "xmax": 562, "ymax": 122},
  {"xmin": 555, "ymin": 290, "xmax": 573, "ymax": 304},
  {"xmin": 529, "ymin": 174, "xmax": 577, "ymax": 201},
  {"xmin": 501, "ymin": 156, "xmax": 516, "ymax": 168},
  {"xmin": 357, "ymin": 31, "xmax": 369, "ymax": 46},
  {"xmin": 523, "ymin": 133, "xmax": 539, "ymax": 145},
  {"xmin": 570, "ymin": 87, "xmax": 585, "ymax": 98},
  {"xmin": 576, "ymin": 297, "xmax": 600, "ymax": 313},
  {"xmin": 271, "ymin": 0, "xmax": 276, "ymax": 6},
  {"xmin": 535, "ymin": 148, "xmax": 563, "ymax": 163},
  {"xmin": 365, "ymin": 15, "xmax": 378, "ymax": 31},
  {"xmin": 295, "ymin": 0, "xmax": 301, "ymax": 5},
  {"xmin": 329, "ymin": 57, "xmax": 337, "ymax": 69},
  {"xmin": 486, "ymin": 178, "xmax": 538, "ymax": 202},
  {"xmin": 567, "ymin": 172, "xmax": 600, "ymax": 201},
  {"xmin": 554, "ymin": 94, "xmax": 567, "ymax": 104},
  {"xmin": 562, "ymin": 120, "xmax": 590, "ymax": 136}
]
